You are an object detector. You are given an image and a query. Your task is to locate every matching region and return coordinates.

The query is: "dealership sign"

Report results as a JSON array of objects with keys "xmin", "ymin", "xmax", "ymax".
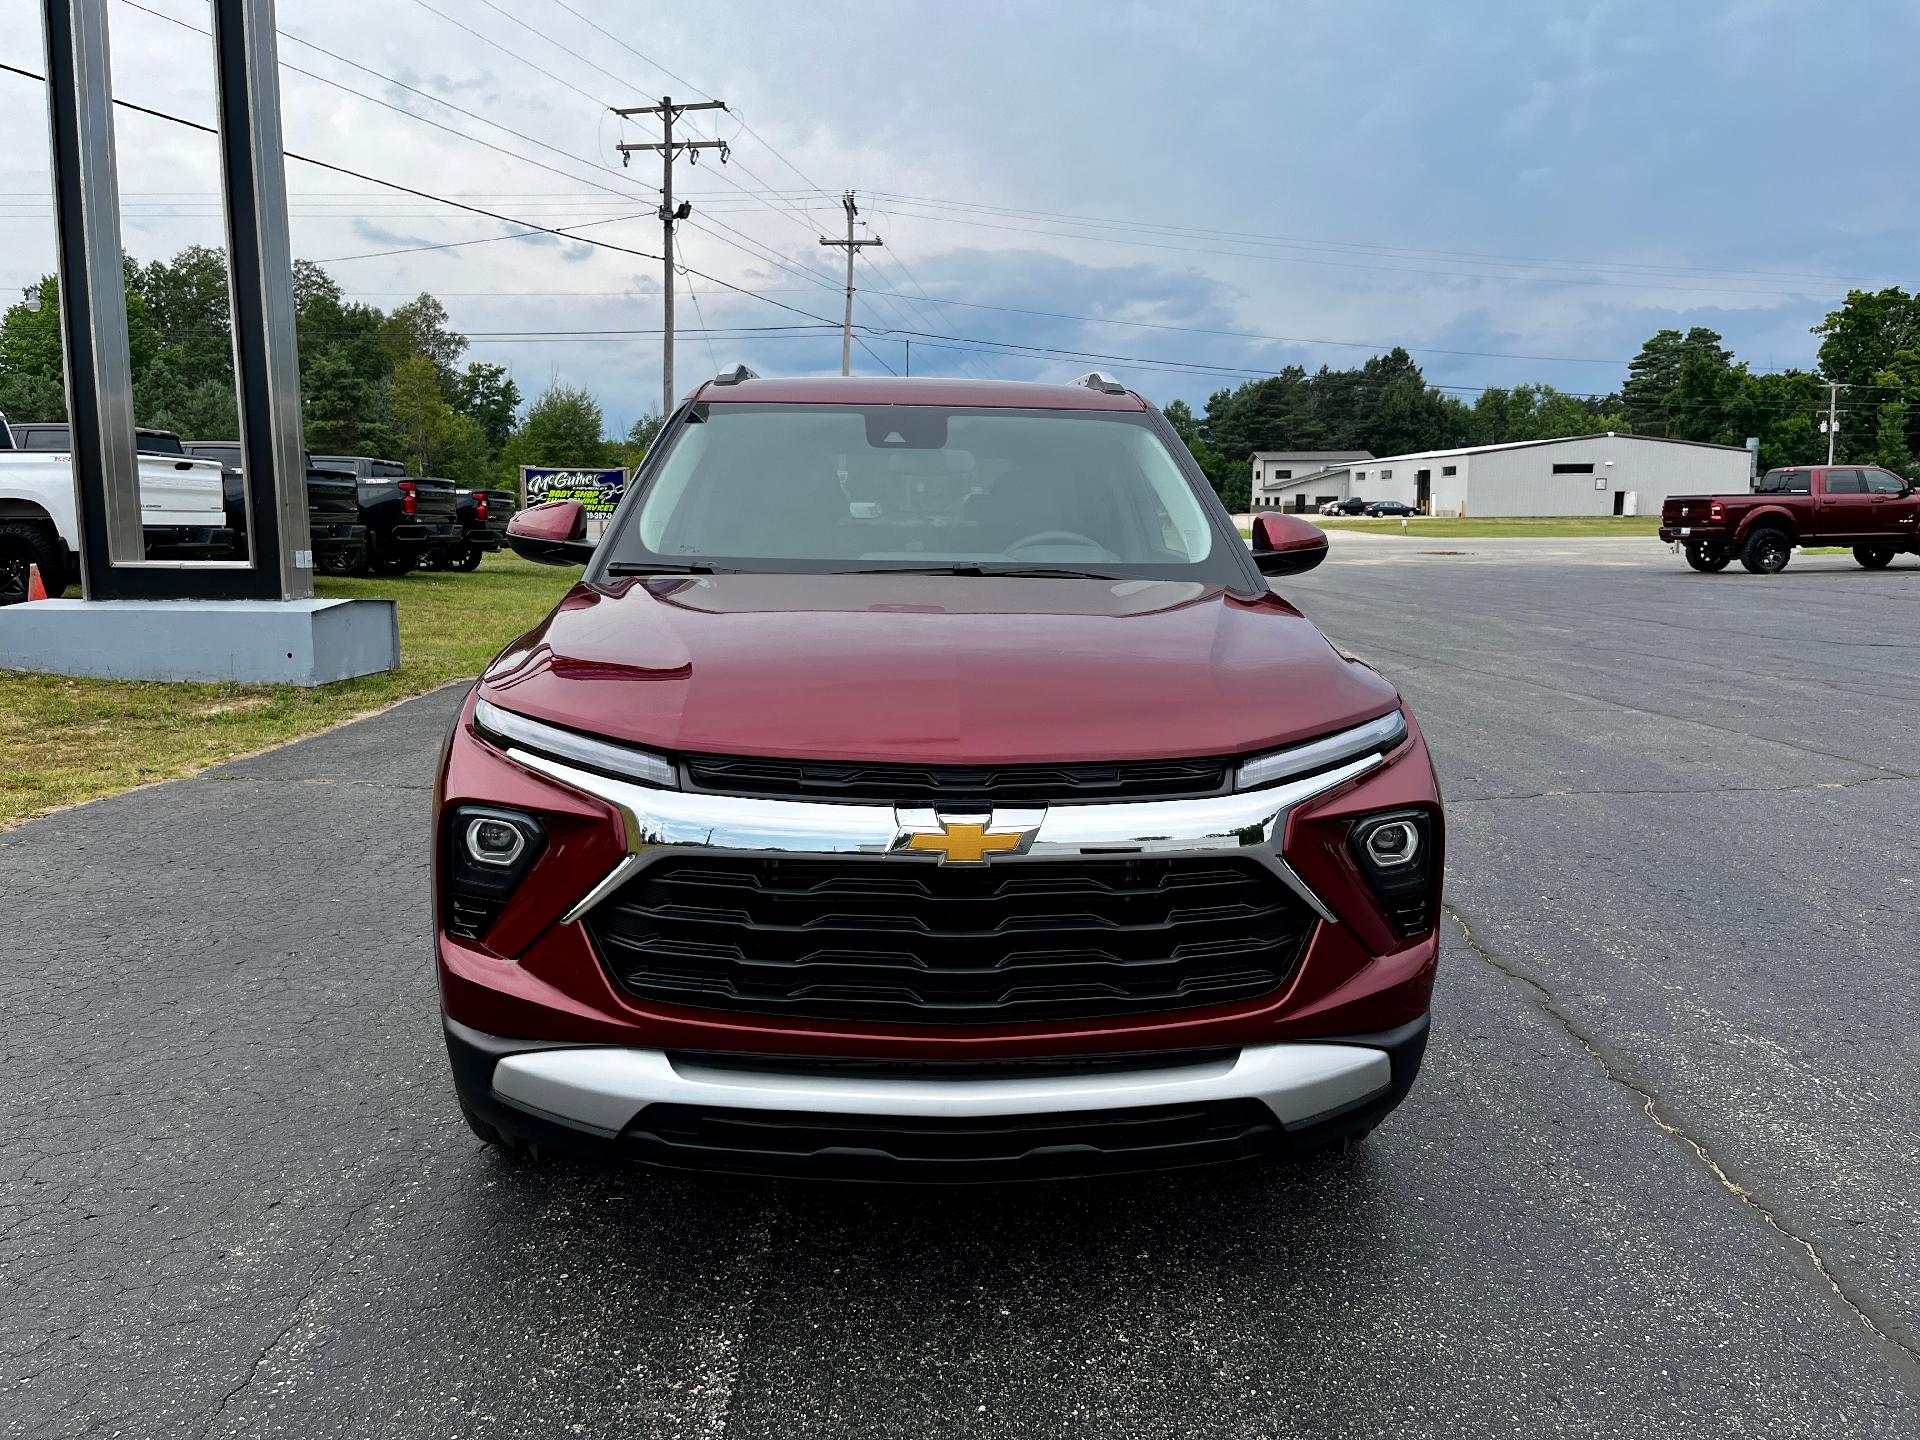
[{"xmin": 520, "ymin": 466, "xmax": 628, "ymax": 515}]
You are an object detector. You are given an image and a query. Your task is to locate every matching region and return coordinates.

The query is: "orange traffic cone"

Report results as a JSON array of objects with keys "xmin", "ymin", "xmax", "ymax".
[{"xmin": 26, "ymin": 563, "xmax": 48, "ymax": 602}]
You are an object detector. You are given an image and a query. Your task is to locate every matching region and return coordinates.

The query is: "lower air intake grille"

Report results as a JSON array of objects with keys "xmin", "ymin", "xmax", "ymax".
[
  {"xmin": 586, "ymin": 855, "xmax": 1313, "ymax": 1025},
  {"xmin": 623, "ymin": 1099, "xmax": 1281, "ymax": 1180}
]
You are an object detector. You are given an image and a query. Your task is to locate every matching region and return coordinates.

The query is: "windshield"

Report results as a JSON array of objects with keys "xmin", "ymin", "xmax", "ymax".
[{"xmin": 607, "ymin": 403, "xmax": 1235, "ymax": 579}]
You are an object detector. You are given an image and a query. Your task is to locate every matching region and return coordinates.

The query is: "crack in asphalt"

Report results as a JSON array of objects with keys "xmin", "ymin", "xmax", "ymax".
[
  {"xmin": 193, "ymin": 1192, "xmax": 383, "ymax": 1439},
  {"xmin": 1443, "ymin": 903, "xmax": 1920, "ymax": 1387}
]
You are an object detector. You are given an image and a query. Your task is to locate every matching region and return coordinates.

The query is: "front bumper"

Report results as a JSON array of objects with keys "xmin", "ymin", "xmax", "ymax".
[
  {"xmin": 447, "ymin": 1013, "xmax": 1429, "ymax": 1180},
  {"xmin": 436, "ymin": 693, "xmax": 1444, "ymax": 1174}
]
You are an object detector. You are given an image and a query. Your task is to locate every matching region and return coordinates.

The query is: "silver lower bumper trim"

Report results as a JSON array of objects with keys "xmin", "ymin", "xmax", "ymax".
[{"xmin": 491, "ymin": 1042, "xmax": 1392, "ymax": 1137}]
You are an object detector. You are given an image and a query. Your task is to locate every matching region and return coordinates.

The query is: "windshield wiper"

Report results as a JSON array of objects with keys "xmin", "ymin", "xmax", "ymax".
[
  {"xmin": 604, "ymin": 560, "xmax": 724, "ymax": 576},
  {"xmin": 833, "ymin": 564, "xmax": 1120, "ymax": 579}
]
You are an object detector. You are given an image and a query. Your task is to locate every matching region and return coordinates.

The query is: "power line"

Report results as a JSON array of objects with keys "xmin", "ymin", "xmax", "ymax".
[{"xmin": 0, "ymin": 59, "xmax": 848, "ymax": 337}]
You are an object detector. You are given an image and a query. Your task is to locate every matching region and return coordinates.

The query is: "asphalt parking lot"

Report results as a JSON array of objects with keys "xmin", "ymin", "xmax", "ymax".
[{"xmin": 4, "ymin": 538, "xmax": 1917, "ymax": 1439}]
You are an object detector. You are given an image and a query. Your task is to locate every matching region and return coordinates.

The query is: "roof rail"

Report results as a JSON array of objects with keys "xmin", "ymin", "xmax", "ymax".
[
  {"xmin": 711, "ymin": 364, "xmax": 760, "ymax": 386},
  {"xmin": 1069, "ymin": 371, "xmax": 1127, "ymax": 396}
]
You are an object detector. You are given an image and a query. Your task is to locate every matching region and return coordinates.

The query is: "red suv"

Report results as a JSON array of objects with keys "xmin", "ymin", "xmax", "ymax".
[{"xmin": 436, "ymin": 371, "xmax": 1443, "ymax": 1180}]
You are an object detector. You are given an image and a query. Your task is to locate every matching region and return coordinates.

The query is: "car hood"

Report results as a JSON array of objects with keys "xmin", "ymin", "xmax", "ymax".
[{"xmin": 478, "ymin": 574, "xmax": 1400, "ymax": 764}]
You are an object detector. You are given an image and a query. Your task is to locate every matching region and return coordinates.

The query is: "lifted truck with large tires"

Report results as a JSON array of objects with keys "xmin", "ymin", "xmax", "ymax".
[
  {"xmin": 0, "ymin": 414, "xmax": 233, "ymax": 604},
  {"xmin": 309, "ymin": 455, "xmax": 460, "ymax": 575},
  {"xmin": 1660, "ymin": 464, "xmax": 1920, "ymax": 574}
]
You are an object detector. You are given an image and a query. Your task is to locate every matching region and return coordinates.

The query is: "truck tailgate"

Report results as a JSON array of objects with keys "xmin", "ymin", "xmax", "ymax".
[
  {"xmin": 137, "ymin": 454, "xmax": 227, "ymax": 527},
  {"xmin": 409, "ymin": 478, "xmax": 458, "ymax": 524},
  {"xmin": 1661, "ymin": 495, "xmax": 1716, "ymax": 526}
]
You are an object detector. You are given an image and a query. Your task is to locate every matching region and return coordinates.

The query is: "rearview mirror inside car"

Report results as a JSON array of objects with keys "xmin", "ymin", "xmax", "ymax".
[
  {"xmin": 1249, "ymin": 512, "xmax": 1329, "ymax": 577},
  {"xmin": 507, "ymin": 499, "xmax": 594, "ymax": 566}
]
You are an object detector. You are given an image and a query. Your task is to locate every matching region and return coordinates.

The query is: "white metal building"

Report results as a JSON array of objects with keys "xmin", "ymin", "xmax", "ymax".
[
  {"xmin": 1248, "ymin": 451, "xmax": 1371, "ymax": 509},
  {"xmin": 1260, "ymin": 433, "xmax": 1752, "ymax": 516}
]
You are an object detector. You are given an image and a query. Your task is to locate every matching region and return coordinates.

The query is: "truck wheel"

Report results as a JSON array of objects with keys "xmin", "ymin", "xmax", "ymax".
[
  {"xmin": 452, "ymin": 544, "xmax": 484, "ymax": 572},
  {"xmin": 371, "ymin": 548, "xmax": 417, "ymax": 577},
  {"xmin": 0, "ymin": 521, "xmax": 64, "ymax": 606},
  {"xmin": 315, "ymin": 544, "xmax": 364, "ymax": 577},
  {"xmin": 1684, "ymin": 541, "xmax": 1731, "ymax": 572},
  {"xmin": 1739, "ymin": 527, "xmax": 1792, "ymax": 574},
  {"xmin": 1853, "ymin": 545, "xmax": 1895, "ymax": 570}
]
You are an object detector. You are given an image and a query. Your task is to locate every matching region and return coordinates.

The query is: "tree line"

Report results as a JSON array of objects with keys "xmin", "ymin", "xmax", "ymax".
[
  {"xmin": 1161, "ymin": 290, "xmax": 1920, "ymax": 511},
  {"xmin": 3, "ymin": 247, "xmax": 1916, "ymax": 506},
  {"xmin": 0, "ymin": 246, "xmax": 661, "ymax": 484}
]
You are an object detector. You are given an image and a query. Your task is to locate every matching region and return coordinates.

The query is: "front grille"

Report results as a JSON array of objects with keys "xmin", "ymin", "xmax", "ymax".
[
  {"xmin": 586, "ymin": 855, "xmax": 1313, "ymax": 1025},
  {"xmin": 622, "ymin": 1099, "xmax": 1281, "ymax": 1180},
  {"xmin": 681, "ymin": 752, "xmax": 1230, "ymax": 805}
]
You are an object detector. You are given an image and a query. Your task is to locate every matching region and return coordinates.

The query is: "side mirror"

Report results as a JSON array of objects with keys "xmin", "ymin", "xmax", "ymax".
[
  {"xmin": 1249, "ymin": 512, "xmax": 1329, "ymax": 577},
  {"xmin": 507, "ymin": 499, "xmax": 594, "ymax": 566}
]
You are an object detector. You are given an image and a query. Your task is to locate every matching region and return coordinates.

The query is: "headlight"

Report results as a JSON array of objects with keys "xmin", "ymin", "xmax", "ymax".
[
  {"xmin": 1236, "ymin": 710, "xmax": 1406, "ymax": 792},
  {"xmin": 473, "ymin": 697, "xmax": 678, "ymax": 789}
]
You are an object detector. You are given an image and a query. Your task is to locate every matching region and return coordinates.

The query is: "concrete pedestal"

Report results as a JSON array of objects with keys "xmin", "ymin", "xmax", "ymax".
[{"xmin": 0, "ymin": 598, "xmax": 399, "ymax": 685}]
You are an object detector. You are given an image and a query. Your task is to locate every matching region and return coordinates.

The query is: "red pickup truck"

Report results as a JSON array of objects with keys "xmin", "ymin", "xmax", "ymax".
[
  {"xmin": 434, "ymin": 371, "xmax": 1442, "ymax": 1181},
  {"xmin": 1660, "ymin": 465, "xmax": 1920, "ymax": 573}
]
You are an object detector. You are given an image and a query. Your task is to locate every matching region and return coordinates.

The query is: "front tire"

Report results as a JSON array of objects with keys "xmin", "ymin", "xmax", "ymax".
[
  {"xmin": 1684, "ymin": 540, "xmax": 1731, "ymax": 572},
  {"xmin": 1853, "ymin": 545, "xmax": 1895, "ymax": 570},
  {"xmin": 1739, "ymin": 527, "xmax": 1792, "ymax": 574}
]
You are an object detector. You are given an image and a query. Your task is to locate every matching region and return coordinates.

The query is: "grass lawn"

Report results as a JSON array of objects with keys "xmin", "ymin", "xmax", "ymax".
[
  {"xmin": 0, "ymin": 552, "xmax": 573, "ymax": 830},
  {"xmin": 1315, "ymin": 515, "xmax": 1662, "ymax": 538}
]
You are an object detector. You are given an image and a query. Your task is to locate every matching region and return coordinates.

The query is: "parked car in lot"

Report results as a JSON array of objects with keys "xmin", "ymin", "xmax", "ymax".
[
  {"xmin": 1329, "ymin": 496, "xmax": 1371, "ymax": 515},
  {"xmin": 179, "ymin": 441, "xmax": 369, "ymax": 576},
  {"xmin": 0, "ymin": 415, "xmax": 232, "ymax": 602},
  {"xmin": 1659, "ymin": 464, "xmax": 1920, "ymax": 573},
  {"xmin": 309, "ymin": 454, "xmax": 460, "ymax": 575},
  {"xmin": 426, "ymin": 486, "xmax": 517, "ymax": 571},
  {"xmin": 1364, "ymin": 500, "xmax": 1420, "ymax": 517},
  {"xmin": 1318, "ymin": 500, "xmax": 1344, "ymax": 516},
  {"xmin": 438, "ymin": 371, "xmax": 1443, "ymax": 1181}
]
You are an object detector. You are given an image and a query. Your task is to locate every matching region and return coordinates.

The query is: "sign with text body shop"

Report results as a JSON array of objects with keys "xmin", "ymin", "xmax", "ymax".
[{"xmin": 520, "ymin": 466, "xmax": 628, "ymax": 515}]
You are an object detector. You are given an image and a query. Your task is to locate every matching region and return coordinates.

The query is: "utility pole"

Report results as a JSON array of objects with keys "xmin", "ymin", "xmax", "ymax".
[
  {"xmin": 614, "ymin": 96, "xmax": 729, "ymax": 417},
  {"xmin": 819, "ymin": 191, "xmax": 882, "ymax": 375},
  {"xmin": 1826, "ymin": 380, "xmax": 1840, "ymax": 465}
]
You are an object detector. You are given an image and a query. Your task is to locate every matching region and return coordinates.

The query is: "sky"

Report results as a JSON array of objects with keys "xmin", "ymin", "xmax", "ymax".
[{"xmin": 2, "ymin": 0, "xmax": 1916, "ymax": 433}]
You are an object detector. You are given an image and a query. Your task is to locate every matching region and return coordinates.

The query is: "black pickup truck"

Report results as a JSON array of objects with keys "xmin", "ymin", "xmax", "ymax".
[
  {"xmin": 426, "ymin": 486, "xmax": 518, "ymax": 571},
  {"xmin": 183, "ymin": 441, "xmax": 369, "ymax": 575},
  {"xmin": 309, "ymin": 455, "xmax": 461, "ymax": 575}
]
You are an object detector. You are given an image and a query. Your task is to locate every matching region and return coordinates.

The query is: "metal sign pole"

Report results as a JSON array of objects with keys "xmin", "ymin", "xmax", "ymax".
[
  {"xmin": 40, "ymin": 0, "xmax": 143, "ymax": 594},
  {"xmin": 211, "ymin": 0, "xmax": 312, "ymax": 600}
]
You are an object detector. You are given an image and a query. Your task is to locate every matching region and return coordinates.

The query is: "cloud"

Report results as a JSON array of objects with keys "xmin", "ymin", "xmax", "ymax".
[{"xmin": 1, "ymin": 0, "xmax": 1913, "ymax": 427}]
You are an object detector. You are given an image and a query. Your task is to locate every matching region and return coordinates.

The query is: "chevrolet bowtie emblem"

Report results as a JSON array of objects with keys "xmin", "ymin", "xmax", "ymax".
[{"xmin": 894, "ymin": 811, "xmax": 1042, "ymax": 865}]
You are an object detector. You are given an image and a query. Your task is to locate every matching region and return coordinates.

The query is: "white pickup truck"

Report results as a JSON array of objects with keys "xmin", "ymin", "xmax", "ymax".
[{"xmin": 0, "ymin": 413, "xmax": 233, "ymax": 602}]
